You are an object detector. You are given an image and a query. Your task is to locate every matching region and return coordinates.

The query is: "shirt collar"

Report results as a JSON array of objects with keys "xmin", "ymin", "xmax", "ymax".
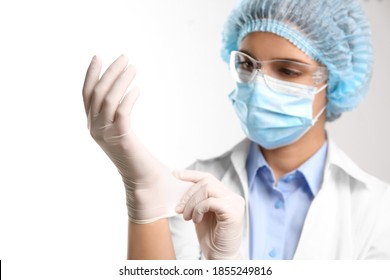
[
  {"xmin": 298, "ymin": 141, "xmax": 328, "ymax": 197},
  {"xmin": 246, "ymin": 140, "xmax": 328, "ymax": 197}
]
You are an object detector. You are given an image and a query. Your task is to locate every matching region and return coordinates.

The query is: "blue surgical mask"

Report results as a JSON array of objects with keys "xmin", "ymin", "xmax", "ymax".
[{"xmin": 229, "ymin": 74, "xmax": 327, "ymax": 150}]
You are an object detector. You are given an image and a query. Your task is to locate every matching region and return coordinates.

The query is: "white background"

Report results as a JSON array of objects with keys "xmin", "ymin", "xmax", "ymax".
[{"xmin": 0, "ymin": 0, "xmax": 389, "ymax": 279}]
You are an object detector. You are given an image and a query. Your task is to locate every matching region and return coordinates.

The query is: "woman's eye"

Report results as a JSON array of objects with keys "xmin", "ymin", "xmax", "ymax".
[
  {"xmin": 279, "ymin": 68, "xmax": 301, "ymax": 77},
  {"xmin": 238, "ymin": 61, "xmax": 254, "ymax": 71}
]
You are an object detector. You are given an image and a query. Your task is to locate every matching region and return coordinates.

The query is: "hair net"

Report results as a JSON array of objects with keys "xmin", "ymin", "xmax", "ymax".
[{"xmin": 222, "ymin": 0, "xmax": 373, "ymax": 121}]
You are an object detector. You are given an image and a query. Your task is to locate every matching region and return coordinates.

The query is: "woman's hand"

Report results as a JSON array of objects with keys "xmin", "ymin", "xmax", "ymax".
[
  {"xmin": 82, "ymin": 55, "xmax": 190, "ymax": 224},
  {"xmin": 174, "ymin": 170, "xmax": 245, "ymax": 259}
]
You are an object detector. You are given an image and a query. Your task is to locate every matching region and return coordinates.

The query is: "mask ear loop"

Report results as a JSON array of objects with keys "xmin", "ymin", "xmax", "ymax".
[
  {"xmin": 315, "ymin": 83, "xmax": 328, "ymax": 94},
  {"xmin": 312, "ymin": 105, "xmax": 327, "ymax": 125},
  {"xmin": 311, "ymin": 83, "xmax": 328, "ymax": 125}
]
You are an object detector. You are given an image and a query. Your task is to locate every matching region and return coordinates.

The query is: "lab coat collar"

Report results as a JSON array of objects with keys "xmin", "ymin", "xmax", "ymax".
[
  {"xmin": 227, "ymin": 137, "xmax": 376, "ymax": 192},
  {"xmin": 230, "ymin": 138, "xmax": 251, "ymax": 193},
  {"xmin": 325, "ymin": 138, "xmax": 375, "ymax": 189}
]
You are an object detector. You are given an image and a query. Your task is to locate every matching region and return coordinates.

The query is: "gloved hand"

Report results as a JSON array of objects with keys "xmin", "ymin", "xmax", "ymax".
[
  {"xmin": 174, "ymin": 170, "xmax": 245, "ymax": 260},
  {"xmin": 82, "ymin": 55, "xmax": 190, "ymax": 224}
]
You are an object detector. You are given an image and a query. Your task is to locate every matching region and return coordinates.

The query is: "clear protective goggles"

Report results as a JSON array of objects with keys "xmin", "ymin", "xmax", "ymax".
[{"xmin": 230, "ymin": 51, "xmax": 328, "ymax": 89}]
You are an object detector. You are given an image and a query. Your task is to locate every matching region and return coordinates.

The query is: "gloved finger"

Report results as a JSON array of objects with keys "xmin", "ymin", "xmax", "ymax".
[
  {"xmin": 178, "ymin": 182, "xmax": 204, "ymax": 220},
  {"xmin": 82, "ymin": 55, "xmax": 102, "ymax": 116},
  {"xmin": 100, "ymin": 65, "xmax": 137, "ymax": 123},
  {"xmin": 175, "ymin": 177, "xmax": 210, "ymax": 215},
  {"xmin": 90, "ymin": 54, "xmax": 128, "ymax": 117},
  {"xmin": 172, "ymin": 169, "xmax": 214, "ymax": 184},
  {"xmin": 191, "ymin": 197, "xmax": 219, "ymax": 224},
  {"xmin": 115, "ymin": 86, "xmax": 140, "ymax": 134},
  {"xmin": 180, "ymin": 180, "xmax": 224, "ymax": 221},
  {"xmin": 193, "ymin": 196, "xmax": 240, "ymax": 225}
]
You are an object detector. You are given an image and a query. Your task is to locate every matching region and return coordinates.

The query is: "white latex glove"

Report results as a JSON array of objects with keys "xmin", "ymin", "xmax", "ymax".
[
  {"xmin": 174, "ymin": 170, "xmax": 245, "ymax": 260},
  {"xmin": 82, "ymin": 55, "xmax": 190, "ymax": 224}
]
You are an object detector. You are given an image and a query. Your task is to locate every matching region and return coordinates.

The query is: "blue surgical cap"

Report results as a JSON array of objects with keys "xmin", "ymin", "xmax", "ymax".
[{"xmin": 222, "ymin": 0, "xmax": 374, "ymax": 121}]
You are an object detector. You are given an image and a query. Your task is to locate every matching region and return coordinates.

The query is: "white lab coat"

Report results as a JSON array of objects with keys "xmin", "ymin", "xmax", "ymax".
[{"xmin": 169, "ymin": 138, "xmax": 390, "ymax": 259}]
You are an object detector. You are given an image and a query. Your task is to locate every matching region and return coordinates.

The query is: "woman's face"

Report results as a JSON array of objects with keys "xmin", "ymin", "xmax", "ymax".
[{"xmin": 238, "ymin": 31, "xmax": 327, "ymax": 120}]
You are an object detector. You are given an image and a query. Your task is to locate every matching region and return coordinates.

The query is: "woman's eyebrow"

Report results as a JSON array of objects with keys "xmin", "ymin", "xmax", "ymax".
[
  {"xmin": 238, "ymin": 49, "xmax": 257, "ymax": 59},
  {"xmin": 238, "ymin": 49, "xmax": 311, "ymax": 65}
]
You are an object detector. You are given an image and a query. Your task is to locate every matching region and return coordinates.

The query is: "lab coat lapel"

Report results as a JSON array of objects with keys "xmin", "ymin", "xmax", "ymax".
[
  {"xmin": 293, "ymin": 141, "xmax": 354, "ymax": 259},
  {"xmin": 220, "ymin": 138, "xmax": 251, "ymax": 259}
]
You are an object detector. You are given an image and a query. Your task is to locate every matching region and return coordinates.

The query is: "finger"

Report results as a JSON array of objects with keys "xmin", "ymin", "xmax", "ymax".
[
  {"xmin": 181, "ymin": 181, "xmax": 216, "ymax": 220},
  {"xmin": 90, "ymin": 54, "xmax": 128, "ymax": 116},
  {"xmin": 115, "ymin": 86, "xmax": 140, "ymax": 134},
  {"xmin": 100, "ymin": 65, "xmax": 137, "ymax": 122},
  {"xmin": 175, "ymin": 180, "xmax": 205, "ymax": 215},
  {"xmin": 82, "ymin": 55, "xmax": 102, "ymax": 116},
  {"xmin": 173, "ymin": 169, "xmax": 213, "ymax": 184},
  {"xmin": 193, "ymin": 197, "xmax": 236, "ymax": 225},
  {"xmin": 192, "ymin": 198, "xmax": 219, "ymax": 224}
]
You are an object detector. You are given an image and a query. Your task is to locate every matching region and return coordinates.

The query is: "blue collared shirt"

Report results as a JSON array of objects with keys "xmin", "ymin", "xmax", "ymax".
[{"xmin": 247, "ymin": 141, "xmax": 328, "ymax": 259}]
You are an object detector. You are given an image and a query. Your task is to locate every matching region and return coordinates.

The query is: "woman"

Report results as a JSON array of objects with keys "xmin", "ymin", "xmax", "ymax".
[{"xmin": 82, "ymin": 0, "xmax": 390, "ymax": 259}]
